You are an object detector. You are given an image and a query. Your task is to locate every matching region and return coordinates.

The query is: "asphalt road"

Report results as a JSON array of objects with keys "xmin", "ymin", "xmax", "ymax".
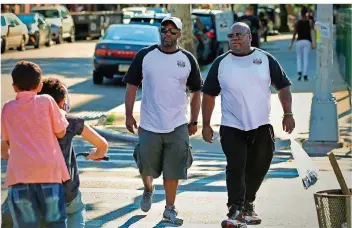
[{"xmin": 1, "ymin": 40, "xmax": 142, "ymax": 119}]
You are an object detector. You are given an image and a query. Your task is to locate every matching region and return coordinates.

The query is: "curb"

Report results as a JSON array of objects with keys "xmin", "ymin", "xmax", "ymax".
[{"xmin": 91, "ymin": 126, "xmax": 138, "ymax": 143}]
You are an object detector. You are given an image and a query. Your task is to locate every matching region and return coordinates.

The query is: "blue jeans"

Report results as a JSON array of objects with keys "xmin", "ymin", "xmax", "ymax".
[
  {"xmin": 3, "ymin": 189, "xmax": 85, "ymax": 228},
  {"xmin": 66, "ymin": 190, "xmax": 85, "ymax": 228},
  {"xmin": 7, "ymin": 183, "xmax": 67, "ymax": 228}
]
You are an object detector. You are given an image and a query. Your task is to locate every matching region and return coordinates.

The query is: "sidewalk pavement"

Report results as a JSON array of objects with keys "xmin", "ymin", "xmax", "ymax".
[{"xmin": 92, "ymin": 34, "xmax": 351, "ymax": 157}]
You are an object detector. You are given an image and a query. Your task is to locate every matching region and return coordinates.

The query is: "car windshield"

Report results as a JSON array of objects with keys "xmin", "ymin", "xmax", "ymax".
[
  {"xmin": 147, "ymin": 8, "xmax": 165, "ymax": 13},
  {"xmin": 1, "ymin": 16, "xmax": 5, "ymax": 26},
  {"xmin": 17, "ymin": 15, "xmax": 36, "ymax": 24},
  {"xmin": 195, "ymin": 15, "xmax": 214, "ymax": 29},
  {"xmin": 129, "ymin": 17, "xmax": 162, "ymax": 27},
  {"xmin": 32, "ymin": 9, "xmax": 59, "ymax": 18},
  {"xmin": 104, "ymin": 26, "xmax": 160, "ymax": 43}
]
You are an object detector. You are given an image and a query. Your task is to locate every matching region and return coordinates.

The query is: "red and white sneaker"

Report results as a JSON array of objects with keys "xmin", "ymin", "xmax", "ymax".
[
  {"xmin": 221, "ymin": 205, "xmax": 247, "ymax": 228},
  {"xmin": 242, "ymin": 202, "xmax": 262, "ymax": 225}
]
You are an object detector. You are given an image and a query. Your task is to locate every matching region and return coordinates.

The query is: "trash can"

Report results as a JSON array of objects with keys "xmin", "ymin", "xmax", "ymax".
[{"xmin": 314, "ymin": 189, "xmax": 352, "ymax": 228}]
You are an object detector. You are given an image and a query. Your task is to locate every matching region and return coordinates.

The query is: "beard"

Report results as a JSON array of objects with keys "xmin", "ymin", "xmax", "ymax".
[{"xmin": 162, "ymin": 37, "xmax": 177, "ymax": 48}]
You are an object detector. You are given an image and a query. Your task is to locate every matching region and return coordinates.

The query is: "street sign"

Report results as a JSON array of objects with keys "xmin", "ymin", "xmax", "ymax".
[
  {"xmin": 316, "ymin": 21, "xmax": 331, "ymax": 39},
  {"xmin": 215, "ymin": 10, "xmax": 234, "ymax": 42}
]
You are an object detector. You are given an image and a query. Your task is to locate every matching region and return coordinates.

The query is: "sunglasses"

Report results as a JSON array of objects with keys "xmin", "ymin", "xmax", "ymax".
[
  {"xmin": 160, "ymin": 27, "xmax": 180, "ymax": 35},
  {"xmin": 227, "ymin": 32, "xmax": 251, "ymax": 39}
]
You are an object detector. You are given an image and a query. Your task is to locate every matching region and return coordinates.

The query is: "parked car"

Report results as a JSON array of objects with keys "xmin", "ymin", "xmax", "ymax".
[
  {"xmin": 30, "ymin": 5, "xmax": 75, "ymax": 44},
  {"xmin": 93, "ymin": 24, "xmax": 160, "ymax": 84},
  {"xmin": 122, "ymin": 7, "xmax": 147, "ymax": 15},
  {"xmin": 129, "ymin": 13, "xmax": 170, "ymax": 27},
  {"xmin": 191, "ymin": 9, "xmax": 222, "ymax": 62},
  {"xmin": 146, "ymin": 7, "xmax": 168, "ymax": 14},
  {"xmin": 17, "ymin": 13, "xmax": 51, "ymax": 48},
  {"xmin": 1, "ymin": 13, "xmax": 29, "ymax": 53}
]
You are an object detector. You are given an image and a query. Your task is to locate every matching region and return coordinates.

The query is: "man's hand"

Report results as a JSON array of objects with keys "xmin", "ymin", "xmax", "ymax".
[
  {"xmin": 188, "ymin": 123, "xmax": 197, "ymax": 136},
  {"xmin": 125, "ymin": 115, "xmax": 138, "ymax": 134},
  {"xmin": 311, "ymin": 42, "xmax": 316, "ymax": 49},
  {"xmin": 202, "ymin": 125, "xmax": 214, "ymax": 143},
  {"xmin": 282, "ymin": 115, "xmax": 295, "ymax": 134}
]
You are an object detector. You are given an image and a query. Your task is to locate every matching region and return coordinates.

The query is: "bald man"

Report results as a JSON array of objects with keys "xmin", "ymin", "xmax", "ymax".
[{"xmin": 201, "ymin": 22, "xmax": 295, "ymax": 228}]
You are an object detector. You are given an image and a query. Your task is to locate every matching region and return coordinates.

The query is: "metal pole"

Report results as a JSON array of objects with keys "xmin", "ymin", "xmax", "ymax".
[{"xmin": 308, "ymin": 4, "xmax": 339, "ymax": 143}]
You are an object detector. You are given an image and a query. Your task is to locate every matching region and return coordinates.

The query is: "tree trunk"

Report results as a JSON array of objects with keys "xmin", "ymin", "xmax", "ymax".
[
  {"xmin": 279, "ymin": 4, "xmax": 290, "ymax": 32},
  {"xmin": 170, "ymin": 4, "xmax": 195, "ymax": 55}
]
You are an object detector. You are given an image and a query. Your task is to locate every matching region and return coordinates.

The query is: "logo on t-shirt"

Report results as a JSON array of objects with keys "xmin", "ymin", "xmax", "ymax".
[
  {"xmin": 177, "ymin": 60, "xmax": 186, "ymax": 68},
  {"xmin": 253, "ymin": 58, "xmax": 262, "ymax": 64}
]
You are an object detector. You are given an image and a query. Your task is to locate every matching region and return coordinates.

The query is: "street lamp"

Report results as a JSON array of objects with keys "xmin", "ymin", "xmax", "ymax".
[{"xmin": 304, "ymin": 4, "xmax": 342, "ymax": 156}]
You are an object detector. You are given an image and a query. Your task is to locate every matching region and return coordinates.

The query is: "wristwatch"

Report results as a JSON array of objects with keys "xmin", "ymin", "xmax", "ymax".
[{"xmin": 189, "ymin": 121, "xmax": 198, "ymax": 126}]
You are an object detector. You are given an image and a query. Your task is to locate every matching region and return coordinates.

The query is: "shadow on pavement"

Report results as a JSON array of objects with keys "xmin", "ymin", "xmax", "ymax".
[
  {"xmin": 118, "ymin": 215, "xmax": 147, "ymax": 228},
  {"xmin": 83, "ymin": 135, "xmax": 298, "ymax": 227}
]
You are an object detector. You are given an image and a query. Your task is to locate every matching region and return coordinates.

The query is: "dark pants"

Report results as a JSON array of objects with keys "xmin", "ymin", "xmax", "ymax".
[
  {"xmin": 251, "ymin": 34, "xmax": 260, "ymax": 48},
  {"xmin": 219, "ymin": 124, "xmax": 275, "ymax": 209}
]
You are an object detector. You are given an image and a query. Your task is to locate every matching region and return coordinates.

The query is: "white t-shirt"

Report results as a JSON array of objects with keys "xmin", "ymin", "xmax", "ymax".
[
  {"xmin": 202, "ymin": 48, "xmax": 291, "ymax": 131},
  {"xmin": 123, "ymin": 45, "xmax": 202, "ymax": 133}
]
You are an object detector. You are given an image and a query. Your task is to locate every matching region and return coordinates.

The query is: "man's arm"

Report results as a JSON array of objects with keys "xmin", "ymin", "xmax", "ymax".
[
  {"xmin": 122, "ymin": 47, "xmax": 148, "ymax": 133},
  {"xmin": 189, "ymin": 91, "xmax": 201, "ymax": 123},
  {"xmin": 1, "ymin": 140, "xmax": 10, "ymax": 160},
  {"xmin": 183, "ymin": 50, "xmax": 203, "ymax": 124},
  {"xmin": 278, "ymin": 86, "xmax": 292, "ymax": 114},
  {"xmin": 125, "ymin": 83, "xmax": 138, "ymax": 118},
  {"xmin": 202, "ymin": 94, "xmax": 216, "ymax": 127}
]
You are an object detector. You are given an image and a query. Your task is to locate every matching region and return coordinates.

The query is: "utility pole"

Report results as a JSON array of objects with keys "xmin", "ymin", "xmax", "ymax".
[
  {"xmin": 304, "ymin": 4, "xmax": 342, "ymax": 155},
  {"xmin": 170, "ymin": 4, "xmax": 195, "ymax": 55}
]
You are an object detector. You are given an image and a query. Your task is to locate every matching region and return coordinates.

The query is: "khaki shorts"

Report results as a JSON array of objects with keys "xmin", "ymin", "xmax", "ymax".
[{"xmin": 133, "ymin": 124, "xmax": 193, "ymax": 180}]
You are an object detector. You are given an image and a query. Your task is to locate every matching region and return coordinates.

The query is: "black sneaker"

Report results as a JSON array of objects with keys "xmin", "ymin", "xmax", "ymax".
[
  {"xmin": 242, "ymin": 202, "xmax": 262, "ymax": 225},
  {"xmin": 140, "ymin": 185, "xmax": 154, "ymax": 212},
  {"xmin": 162, "ymin": 205, "xmax": 183, "ymax": 225},
  {"xmin": 221, "ymin": 205, "xmax": 247, "ymax": 228},
  {"xmin": 298, "ymin": 72, "xmax": 302, "ymax": 81},
  {"xmin": 304, "ymin": 75, "xmax": 308, "ymax": 81}
]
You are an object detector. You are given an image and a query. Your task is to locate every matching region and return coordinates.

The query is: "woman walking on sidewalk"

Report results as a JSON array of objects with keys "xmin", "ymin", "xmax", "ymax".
[{"xmin": 289, "ymin": 7, "xmax": 315, "ymax": 81}]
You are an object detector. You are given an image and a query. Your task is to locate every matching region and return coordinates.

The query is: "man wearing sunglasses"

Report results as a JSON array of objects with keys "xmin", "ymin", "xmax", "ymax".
[
  {"xmin": 123, "ymin": 17, "xmax": 202, "ymax": 225},
  {"xmin": 202, "ymin": 22, "xmax": 295, "ymax": 228}
]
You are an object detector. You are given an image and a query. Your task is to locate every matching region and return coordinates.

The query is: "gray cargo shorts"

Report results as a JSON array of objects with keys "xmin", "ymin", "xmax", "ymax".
[{"xmin": 133, "ymin": 124, "xmax": 193, "ymax": 180}]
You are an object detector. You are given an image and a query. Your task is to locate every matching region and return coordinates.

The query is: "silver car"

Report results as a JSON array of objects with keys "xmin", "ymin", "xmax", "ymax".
[
  {"xmin": 31, "ymin": 5, "xmax": 75, "ymax": 44},
  {"xmin": 1, "ymin": 13, "xmax": 29, "ymax": 53}
]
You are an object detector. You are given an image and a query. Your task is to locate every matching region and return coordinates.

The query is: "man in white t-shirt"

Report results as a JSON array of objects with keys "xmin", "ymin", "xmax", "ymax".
[
  {"xmin": 202, "ymin": 22, "xmax": 295, "ymax": 228},
  {"xmin": 123, "ymin": 17, "xmax": 202, "ymax": 225}
]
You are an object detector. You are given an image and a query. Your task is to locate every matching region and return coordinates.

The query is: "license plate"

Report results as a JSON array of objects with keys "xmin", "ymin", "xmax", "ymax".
[{"xmin": 119, "ymin": 64, "xmax": 130, "ymax": 72}]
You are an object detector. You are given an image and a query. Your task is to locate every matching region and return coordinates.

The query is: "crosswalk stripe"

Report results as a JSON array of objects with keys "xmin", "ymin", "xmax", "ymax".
[
  {"xmin": 104, "ymin": 153, "xmax": 227, "ymax": 161},
  {"xmin": 79, "ymin": 176, "xmax": 224, "ymax": 185},
  {"xmin": 106, "ymin": 149, "xmax": 226, "ymax": 157},
  {"xmin": 76, "ymin": 159, "xmax": 228, "ymax": 165},
  {"xmin": 79, "ymin": 167, "xmax": 224, "ymax": 175},
  {"xmin": 79, "ymin": 187, "xmax": 225, "ymax": 196}
]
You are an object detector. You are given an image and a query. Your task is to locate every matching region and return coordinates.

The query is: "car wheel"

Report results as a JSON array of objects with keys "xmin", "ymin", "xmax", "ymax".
[
  {"xmin": 93, "ymin": 71, "xmax": 104, "ymax": 85},
  {"xmin": 1, "ymin": 37, "xmax": 6, "ymax": 53},
  {"xmin": 68, "ymin": 27, "xmax": 75, "ymax": 43},
  {"xmin": 34, "ymin": 33, "xmax": 40, "ymax": 49},
  {"xmin": 55, "ymin": 28, "xmax": 63, "ymax": 44},
  {"xmin": 17, "ymin": 36, "xmax": 26, "ymax": 51},
  {"xmin": 45, "ymin": 32, "xmax": 52, "ymax": 47}
]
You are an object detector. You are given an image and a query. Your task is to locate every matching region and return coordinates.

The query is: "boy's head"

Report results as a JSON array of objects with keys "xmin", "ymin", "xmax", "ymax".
[
  {"xmin": 12, "ymin": 60, "xmax": 43, "ymax": 92},
  {"xmin": 38, "ymin": 77, "xmax": 70, "ymax": 111}
]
